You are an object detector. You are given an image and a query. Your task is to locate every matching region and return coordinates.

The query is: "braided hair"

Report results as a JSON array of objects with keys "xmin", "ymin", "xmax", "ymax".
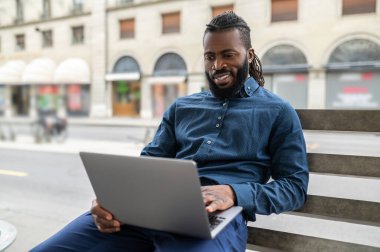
[{"xmin": 204, "ymin": 11, "xmax": 265, "ymax": 86}]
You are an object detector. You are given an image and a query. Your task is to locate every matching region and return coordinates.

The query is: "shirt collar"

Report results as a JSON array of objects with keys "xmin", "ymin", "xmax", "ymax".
[{"xmin": 239, "ymin": 77, "xmax": 260, "ymax": 97}]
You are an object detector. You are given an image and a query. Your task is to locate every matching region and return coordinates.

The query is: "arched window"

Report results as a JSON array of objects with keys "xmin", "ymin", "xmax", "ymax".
[
  {"xmin": 262, "ymin": 44, "xmax": 308, "ymax": 72},
  {"xmin": 327, "ymin": 39, "xmax": 380, "ymax": 69},
  {"xmin": 153, "ymin": 53, "xmax": 187, "ymax": 76},
  {"xmin": 113, "ymin": 56, "xmax": 140, "ymax": 73}
]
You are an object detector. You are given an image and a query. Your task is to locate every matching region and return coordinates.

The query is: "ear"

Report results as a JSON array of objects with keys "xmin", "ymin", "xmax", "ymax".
[{"xmin": 247, "ymin": 48, "xmax": 255, "ymax": 64}]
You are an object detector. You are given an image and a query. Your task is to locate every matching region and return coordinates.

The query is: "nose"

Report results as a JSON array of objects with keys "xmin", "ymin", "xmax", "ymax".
[{"xmin": 212, "ymin": 57, "xmax": 226, "ymax": 70}]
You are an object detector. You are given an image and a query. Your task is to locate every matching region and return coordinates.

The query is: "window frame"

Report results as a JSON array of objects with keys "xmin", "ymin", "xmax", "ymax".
[
  {"xmin": 342, "ymin": 0, "xmax": 376, "ymax": 16},
  {"xmin": 72, "ymin": 25, "xmax": 84, "ymax": 45},
  {"xmin": 162, "ymin": 11, "xmax": 181, "ymax": 34},
  {"xmin": 42, "ymin": 30, "xmax": 53, "ymax": 48},
  {"xmin": 119, "ymin": 18, "xmax": 135, "ymax": 39},
  {"xmin": 271, "ymin": 0, "xmax": 298, "ymax": 23},
  {"xmin": 15, "ymin": 34, "xmax": 25, "ymax": 51},
  {"xmin": 211, "ymin": 4, "xmax": 234, "ymax": 17}
]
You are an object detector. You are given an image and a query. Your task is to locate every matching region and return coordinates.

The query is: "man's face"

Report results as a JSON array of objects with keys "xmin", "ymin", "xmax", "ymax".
[{"xmin": 203, "ymin": 29, "xmax": 254, "ymax": 99}]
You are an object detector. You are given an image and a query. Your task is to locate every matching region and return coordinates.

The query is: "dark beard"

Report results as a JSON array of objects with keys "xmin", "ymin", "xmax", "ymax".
[{"xmin": 205, "ymin": 59, "xmax": 249, "ymax": 99}]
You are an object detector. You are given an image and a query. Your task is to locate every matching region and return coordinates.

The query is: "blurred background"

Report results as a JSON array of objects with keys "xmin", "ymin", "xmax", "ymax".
[{"xmin": 0, "ymin": 0, "xmax": 379, "ymax": 251}]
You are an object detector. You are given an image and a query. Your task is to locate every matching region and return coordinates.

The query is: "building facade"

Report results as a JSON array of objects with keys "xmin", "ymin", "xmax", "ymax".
[{"xmin": 0, "ymin": 0, "xmax": 379, "ymax": 119}]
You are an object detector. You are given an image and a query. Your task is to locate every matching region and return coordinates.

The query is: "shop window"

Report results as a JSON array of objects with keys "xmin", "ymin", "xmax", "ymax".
[
  {"xmin": 162, "ymin": 12, "xmax": 180, "ymax": 34},
  {"xmin": 328, "ymin": 39, "xmax": 380, "ymax": 66},
  {"xmin": 342, "ymin": 0, "xmax": 376, "ymax": 15},
  {"xmin": 271, "ymin": 0, "xmax": 298, "ymax": 22},
  {"xmin": 212, "ymin": 4, "xmax": 234, "ymax": 17},
  {"xmin": 154, "ymin": 53, "xmax": 187, "ymax": 76},
  {"xmin": 37, "ymin": 85, "xmax": 59, "ymax": 113},
  {"xmin": 72, "ymin": 26, "xmax": 84, "ymax": 44},
  {"xmin": 120, "ymin": 18, "xmax": 135, "ymax": 39},
  {"xmin": 42, "ymin": 30, "xmax": 53, "ymax": 48},
  {"xmin": 15, "ymin": 34, "xmax": 25, "ymax": 51},
  {"xmin": 66, "ymin": 84, "xmax": 90, "ymax": 116}
]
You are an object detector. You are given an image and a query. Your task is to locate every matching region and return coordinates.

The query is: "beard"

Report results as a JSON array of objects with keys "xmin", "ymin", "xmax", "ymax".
[{"xmin": 205, "ymin": 58, "xmax": 249, "ymax": 99}]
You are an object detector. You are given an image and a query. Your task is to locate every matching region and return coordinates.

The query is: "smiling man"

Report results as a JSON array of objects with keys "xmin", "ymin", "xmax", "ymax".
[{"xmin": 31, "ymin": 12, "xmax": 308, "ymax": 252}]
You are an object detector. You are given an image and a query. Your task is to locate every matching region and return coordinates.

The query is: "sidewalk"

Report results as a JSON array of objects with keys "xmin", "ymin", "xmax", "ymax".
[
  {"xmin": 0, "ymin": 135, "xmax": 145, "ymax": 156},
  {"xmin": 0, "ymin": 116, "xmax": 160, "ymax": 155}
]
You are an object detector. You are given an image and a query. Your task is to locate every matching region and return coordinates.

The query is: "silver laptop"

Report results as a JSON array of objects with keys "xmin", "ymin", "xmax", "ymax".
[{"xmin": 79, "ymin": 152, "xmax": 243, "ymax": 239}]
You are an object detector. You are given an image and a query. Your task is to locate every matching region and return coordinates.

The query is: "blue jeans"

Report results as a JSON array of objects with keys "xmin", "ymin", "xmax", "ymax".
[{"xmin": 30, "ymin": 211, "xmax": 248, "ymax": 252}]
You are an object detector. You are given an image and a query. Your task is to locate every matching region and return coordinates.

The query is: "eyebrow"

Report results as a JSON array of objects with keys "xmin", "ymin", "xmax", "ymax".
[{"xmin": 204, "ymin": 49, "xmax": 238, "ymax": 55}]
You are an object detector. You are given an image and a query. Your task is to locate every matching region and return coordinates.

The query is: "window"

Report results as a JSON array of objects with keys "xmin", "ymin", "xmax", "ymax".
[
  {"xmin": 119, "ymin": 18, "xmax": 135, "ymax": 39},
  {"xmin": 72, "ymin": 26, "xmax": 84, "ymax": 44},
  {"xmin": 72, "ymin": 0, "xmax": 83, "ymax": 14},
  {"xmin": 212, "ymin": 4, "xmax": 234, "ymax": 17},
  {"xmin": 271, "ymin": 0, "xmax": 298, "ymax": 22},
  {"xmin": 41, "ymin": 0, "xmax": 51, "ymax": 19},
  {"xmin": 162, "ymin": 12, "xmax": 180, "ymax": 34},
  {"xmin": 15, "ymin": 0, "xmax": 24, "ymax": 24},
  {"xmin": 42, "ymin": 30, "xmax": 53, "ymax": 48},
  {"xmin": 15, "ymin": 34, "xmax": 25, "ymax": 51},
  {"xmin": 117, "ymin": 0, "xmax": 133, "ymax": 5},
  {"xmin": 342, "ymin": 0, "xmax": 376, "ymax": 15}
]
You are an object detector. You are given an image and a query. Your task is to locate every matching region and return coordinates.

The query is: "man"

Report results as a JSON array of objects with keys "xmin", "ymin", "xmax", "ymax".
[{"xmin": 31, "ymin": 12, "xmax": 308, "ymax": 252}]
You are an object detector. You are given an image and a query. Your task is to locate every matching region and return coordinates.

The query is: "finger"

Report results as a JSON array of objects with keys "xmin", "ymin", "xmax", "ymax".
[
  {"xmin": 91, "ymin": 201, "xmax": 113, "ymax": 221},
  {"xmin": 96, "ymin": 224, "xmax": 121, "ymax": 233},
  {"xmin": 95, "ymin": 216, "xmax": 120, "ymax": 229},
  {"xmin": 205, "ymin": 199, "xmax": 224, "ymax": 213}
]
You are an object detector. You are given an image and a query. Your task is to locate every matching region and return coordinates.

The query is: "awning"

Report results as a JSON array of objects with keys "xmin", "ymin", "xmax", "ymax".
[
  {"xmin": 105, "ymin": 72, "xmax": 140, "ymax": 81},
  {"xmin": 22, "ymin": 58, "xmax": 56, "ymax": 84},
  {"xmin": 54, "ymin": 58, "xmax": 90, "ymax": 84},
  {"xmin": 0, "ymin": 60, "xmax": 27, "ymax": 84},
  {"xmin": 147, "ymin": 76, "xmax": 186, "ymax": 84}
]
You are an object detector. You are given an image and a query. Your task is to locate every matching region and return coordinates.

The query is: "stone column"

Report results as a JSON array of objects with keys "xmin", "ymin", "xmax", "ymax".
[
  {"xmin": 89, "ymin": 0, "xmax": 107, "ymax": 117},
  {"xmin": 308, "ymin": 68, "xmax": 326, "ymax": 109}
]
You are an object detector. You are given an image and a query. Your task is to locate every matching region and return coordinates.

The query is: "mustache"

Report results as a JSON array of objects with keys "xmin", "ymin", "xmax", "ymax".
[{"xmin": 210, "ymin": 69, "xmax": 231, "ymax": 78}]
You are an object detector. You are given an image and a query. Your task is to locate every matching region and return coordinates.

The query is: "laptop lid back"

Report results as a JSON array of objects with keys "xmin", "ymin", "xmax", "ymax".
[{"xmin": 80, "ymin": 152, "xmax": 213, "ymax": 238}]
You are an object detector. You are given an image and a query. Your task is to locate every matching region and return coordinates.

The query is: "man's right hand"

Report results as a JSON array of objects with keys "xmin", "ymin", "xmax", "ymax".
[{"xmin": 91, "ymin": 199, "xmax": 121, "ymax": 233}]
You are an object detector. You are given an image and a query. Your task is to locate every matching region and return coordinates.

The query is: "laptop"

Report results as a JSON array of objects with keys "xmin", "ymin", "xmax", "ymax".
[{"xmin": 79, "ymin": 152, "xmax": 243, "ymax": 239}]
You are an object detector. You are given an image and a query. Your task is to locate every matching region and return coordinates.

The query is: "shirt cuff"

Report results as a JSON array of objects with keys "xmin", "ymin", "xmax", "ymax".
[{"xmin": 228, "ymin": 183, "xmax": 254, "ymax": 211}]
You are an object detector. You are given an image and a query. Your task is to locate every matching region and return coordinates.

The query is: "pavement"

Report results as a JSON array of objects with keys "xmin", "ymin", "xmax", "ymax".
[{"xmin": 0, "ymin": 116, "xmax": 160, "ymax": 156}]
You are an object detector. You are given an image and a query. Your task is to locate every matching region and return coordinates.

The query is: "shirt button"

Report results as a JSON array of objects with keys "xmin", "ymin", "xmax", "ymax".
[
  {"xmin": 222, "ymin": 102, "xmax": 227, "ymax": 106},
  {"xmin": 217, "ymin": 116, "xmax": 222, "ymax": 120},
  {"xmin": 206, "ymin": 140, "xmax": 212, "ymax": 145},
  {"xmin": 216, "ymin": 124, "xmax": 220, "ymax": 128},
  {"xmin": 248, "ymin": 86, "xmax": 251, "ymax": 90}
]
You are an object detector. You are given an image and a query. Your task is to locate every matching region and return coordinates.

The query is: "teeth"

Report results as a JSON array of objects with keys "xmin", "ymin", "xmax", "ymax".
[
  {"xmin": 215, "ymin": 75, "xmax": 229, "ymax": 81},
  {"xmin": 213, "ymin": 73, "xmax": 230, "ymax": 80}
]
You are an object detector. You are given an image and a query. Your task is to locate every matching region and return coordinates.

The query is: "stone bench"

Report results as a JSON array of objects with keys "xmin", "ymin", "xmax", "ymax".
[{"xmin": 246, "ymin": 109, "xmax": 380, "ymax": 252}]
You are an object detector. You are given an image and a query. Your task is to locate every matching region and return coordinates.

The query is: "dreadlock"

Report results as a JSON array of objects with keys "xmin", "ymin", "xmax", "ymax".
[{"xmin": 204, "ymin": 11, "xmax": 265, "ymax": 86}]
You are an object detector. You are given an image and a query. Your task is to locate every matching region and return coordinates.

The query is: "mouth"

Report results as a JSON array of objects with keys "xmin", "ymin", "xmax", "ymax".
[{"xmin": 212, "ymin": 72, "xmax": 232, "ymax": 87}]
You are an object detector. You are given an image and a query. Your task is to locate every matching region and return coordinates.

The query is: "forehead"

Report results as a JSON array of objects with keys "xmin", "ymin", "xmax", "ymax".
[{"xmin": 203, "ymin": 29, "xmax": 245, "ymax": 53}]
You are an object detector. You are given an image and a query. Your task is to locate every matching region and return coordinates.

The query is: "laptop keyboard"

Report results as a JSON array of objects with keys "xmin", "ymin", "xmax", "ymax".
[{"xmin": 208, "ymin": 214, "xmax": 226, "ymax": 231}]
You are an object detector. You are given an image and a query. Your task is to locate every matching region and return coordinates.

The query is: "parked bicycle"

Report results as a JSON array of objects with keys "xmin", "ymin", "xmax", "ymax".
[{"xmin": 34, "ymin": 111, "xmax": 68, "ymax": 143}]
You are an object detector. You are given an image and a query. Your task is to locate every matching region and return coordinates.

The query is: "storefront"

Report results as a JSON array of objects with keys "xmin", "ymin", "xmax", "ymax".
[
  {"xmin": 106, "ymin": 56, "xmax": 141, "ymax": 117},
  {"xmin": 325, "ymin": 39, "xmax": 380, "ymax": 109},
  {"xmin": 262, "ymin": 44, "xmax": 309, "ymax": 108},
  {"xmin": 0, "ymin": 60, "xmax": 28, "ymax": 117},
  {"xmin": 149, "ymin": 52, "xmax": 187, "ymax": 118},
  {"xmin": 22, "ymin": 58, "xmax": 57, "ymax": 117},
  {"xmin": 54, "ymin": 58, "xmax": 91, "ymax": 117}
]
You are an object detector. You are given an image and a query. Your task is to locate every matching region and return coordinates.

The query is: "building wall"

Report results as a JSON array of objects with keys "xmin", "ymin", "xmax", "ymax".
[{"xmin": 1, "ymin": 0, "xmax": 379, "ymax": 118}]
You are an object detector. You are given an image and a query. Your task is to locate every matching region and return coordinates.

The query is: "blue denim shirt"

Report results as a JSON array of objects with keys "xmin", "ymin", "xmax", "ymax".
[{"xmin": 141, "ymin": 77, "xmax": 309, "ymax": 221}]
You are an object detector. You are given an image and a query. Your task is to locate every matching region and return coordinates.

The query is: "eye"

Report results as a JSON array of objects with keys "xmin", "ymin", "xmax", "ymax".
[
  {"xmin": 223, "ymin": 53, "xmax": 234, "ymax": 58},
  {"xmin": 204, "ymin": 54, "xmax": 215, "ymax": 61}
]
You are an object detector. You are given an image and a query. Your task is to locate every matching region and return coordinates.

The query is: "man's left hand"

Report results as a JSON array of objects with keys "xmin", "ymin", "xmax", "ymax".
[{"xmin": 201, "ymin": 185, "xmax": 236, "ymax": 213}]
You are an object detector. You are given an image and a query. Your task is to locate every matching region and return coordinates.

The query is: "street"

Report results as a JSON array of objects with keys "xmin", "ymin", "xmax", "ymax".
[
  {"xmin": 0, "ymin": 124, "xmax": 380, "ymax": 251},
  {"xmin": 0, "ymin": 150, "xmax": 95, "ymax": 251}
]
